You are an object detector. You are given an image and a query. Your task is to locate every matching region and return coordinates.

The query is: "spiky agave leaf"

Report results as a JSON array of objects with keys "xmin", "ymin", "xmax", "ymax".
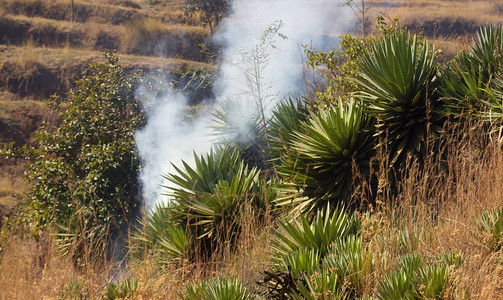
[
  {"xmin": 440, "ymin": 26, "xmax": 503, "ymax": 118},
  {"xmin": 267, "ymin": 97, "xmax": 311, "ymax": 161},
  {"xmin": 293, "ymin": 269, "xmax": 347, "ymax": 300},
  {"xmin": 182, "ymin": 277, "xmax": 252, "ymax": 300},
  {"xmin": 164, "ymin": 145, "xmax": 274, "ymax": 258},
  {"xmin": 415, "ymin": 265, "xmax": 450, "ymax": 299},
  {"xmin": 280, "ymin": 248, "xmax": 322, "ymax": 277},
  {"xmin": 276, "ymin": 98, "xmax": 376, "ymax": 215},
  {"xmin": 354, "ymin": 31, "xmax": 441, "ymax": 167},
  {"xmin": 473, "ymin": 206, "xmax": 503, "ymax": 252},
  {"xmin": 323, "ymin": 235, "xmax": 373, "ymax": 297},
  {"xmin": 165, "ymin": 145, "xmax": 242, "ymax": 198},
  {"xmin": 130, "ymin": 205, "xmax": 193, "ymax": 265},
  {"xmin": 271, "ymin": 205, "xmax": 360, "ymax": 263}
]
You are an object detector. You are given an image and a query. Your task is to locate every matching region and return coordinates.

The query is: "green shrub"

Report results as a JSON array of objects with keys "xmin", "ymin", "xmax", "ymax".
[
  {"xmin": 323, "ymin": 235, "xmax": 373, "ymax": 297},
  {"xmin": 17, "ymin": 51, "xmax": 144, "ymax": 261},
  {"xmin": 376, "ymin": 253, "xmax": 455, "ymax": 300},
  {"xmin": 130, "ymin": 205, "xmax": 193, "ymax": 265},
  {"xmin": 294, "ymin": 269, "xmax": 347, "ymax": 300},
  {"xmin": 267, "ymin": 97, "xmax": 311, "ymax": 162},
  {"xmin": 440, "ymin": 26, "xmax": 503, "ymax": 121}
]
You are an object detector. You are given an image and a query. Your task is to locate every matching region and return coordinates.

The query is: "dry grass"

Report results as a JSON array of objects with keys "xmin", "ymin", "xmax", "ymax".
[
  {"xmin": 0, "ymin": 45, "xmax": 211, "ymax": 99},
  {"xmin": 0, "ymin": 0, "xmax": 148, "ymax": 25},
  {"xmin": 121, "ymin": 18, "xmax": 209, "ymax": 60},
  {"xmin": 0, "ymin": 233, "xmax": 115, "ymax": 299},
  {"xmin": 366, "ymin": 0, "xmax": 503, "ymax": 59},
  {"xmin": 1, "ymin": 122, "xmax": 502, "ymax": 298},
  {"xmin": 0, "ymin": 162, "xmax": 28, "ymax": 208}
]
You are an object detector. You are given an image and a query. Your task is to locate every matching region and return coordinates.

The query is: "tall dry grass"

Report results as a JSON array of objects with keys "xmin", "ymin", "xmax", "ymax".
[{"xmin": 0, "ymin": 120, "xmax": 502, "ymax": 298}]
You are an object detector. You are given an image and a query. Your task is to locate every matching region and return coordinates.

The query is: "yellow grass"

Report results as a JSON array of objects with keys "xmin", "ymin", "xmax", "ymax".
[{"xmin": 0, "ymin": 122, "xmax": 502, "ymax": 298}]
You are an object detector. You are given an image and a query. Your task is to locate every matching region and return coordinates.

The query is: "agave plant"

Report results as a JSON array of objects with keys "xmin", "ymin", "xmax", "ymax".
[
  {"xmin": 354, "ymin": 31, "xmax": 441, "ymax": 167},
  {"xmin": 376, "ymin": 253, "xmax": 455, "ymax": 300},
  {"xmin": 440, "ymin": 26, "xmax": 503, "ymax": 118},
  {"xmin": 376, "ymin": 253, "xmax": 423, "ymax": 300},
  {"xmin": 276, "ymin": 98, "xmax": 376, "ymax": 215},
  {"xmin": 323, "ymin": 235, "xmax": 373, "ymax": 298},
  {"xmin": 182, "ymin": 277, "xmax": 251, "ymax": 300},
  {"xmin": 271, "ymin": 205, "xmax": 360, "ymax": 262},
  {"xmin": 267, "ymin": 97, "xmax": 311, "ymax": 162},
  {"xmin": 130, "ymin": 205, "xmax": 193, "ymax": 265},
  {"xmin": 104, "ymin": 278, "xmax": 140, "ymax": 300},
  {"xmin": 280, "ymin": 248, "xmax": 322, "ymax": 277},
  {"xmin": 294, "ymin": 269, "xmax": 347, "ymax": 300},
  {"xmin": 473, "ymin": 206, "xmax": 503, "ymax": 252},
  {"xmin": 165, "ymin": 145, "xmax": 274, "ymax": 259}
]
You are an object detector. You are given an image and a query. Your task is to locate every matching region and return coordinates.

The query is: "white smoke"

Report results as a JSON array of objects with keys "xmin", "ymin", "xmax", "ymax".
[{"xmin": 136, "ymin": 0, "xmax": 354, "ymax": 209}]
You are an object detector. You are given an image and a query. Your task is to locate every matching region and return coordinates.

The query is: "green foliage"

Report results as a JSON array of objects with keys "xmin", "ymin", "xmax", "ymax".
[
  {"xmin": 294, "ymin": 269, "xmax": 347, "ymax": 300},
  {"xmin": 276, "ymin": 99, "xmax": 376, "ymax": 215},
  {"xmin": 440, "ymin": 25, "xmax": 503, "ymax": 120},
  {"xmin": 376, "ymin": 253, "xmax": 455, "ymax": 300},
  {"xmin": 267, "ymin": 97, "xmax": 311, "ymax": 163},
  {"xmin": 279, "ymin": 248, "xmax": 322, "ymax": 277},
  {"xmin": 473, "ymin": 206, "xmax": 503, "ymax": 252},
  {"xmin": 63, "ymin": 278, "xmax": 89, "ymax": 300},
  {"xmin": 267, "ymin": 207, "xmax": 366, "ymax": 299},
  {"xmin": 304, "ymin": 16, "xmax": 402, "ymax": 101},
  {"xmin": 104, "ymin": 277, "xmax": 140, "ymax": 300},
  {"xmin": 18, "ymin": 51, "xmax": 144, "ymax": 260},
  {"xmin": 130, "ymin": 205, "xmax": 193, "ymax": 265},
  {"xmin": 323, "ymin": 235, "xmax": 373, "ymax": 297},
  {"xmin": 182, "ymin": 277, "xmax": 251, "ymax": 300},
  {"xmin": 160, "ymin": 145, "xmax": 274, "ymax": 261},
  {"xmin": 272, "ymin": 206, "xmax": 360, "ymax": 263},
  {"xmin": 354, "ymin": 31, "xmax": 441, "ymax": 167}
]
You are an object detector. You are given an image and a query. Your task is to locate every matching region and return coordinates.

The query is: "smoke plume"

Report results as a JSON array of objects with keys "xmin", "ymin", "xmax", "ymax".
[{"xmin": 135, "ymin": 0, "xmax": 354, "ymax": 209}]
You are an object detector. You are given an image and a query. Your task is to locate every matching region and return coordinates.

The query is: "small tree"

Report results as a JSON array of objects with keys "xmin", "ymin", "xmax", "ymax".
[
  {"xmin": 18, "ymin": 51, "xmax": 145, "ymax": 261},
  {"xmin": 184, "ymin": 0, "xmax": 231, "ymax": 35}
]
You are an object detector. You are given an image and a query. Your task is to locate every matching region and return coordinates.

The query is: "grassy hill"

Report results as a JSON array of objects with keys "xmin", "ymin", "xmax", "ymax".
[{"xmin": 0, "ymin": 0, "xmax": 215, "ymax": 209}]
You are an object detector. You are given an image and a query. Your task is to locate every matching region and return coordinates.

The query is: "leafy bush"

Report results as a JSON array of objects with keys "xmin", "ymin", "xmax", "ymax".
[
  {"xmin": 323, "ymin": 235, "xmax": 373, "ymax": 297},
  {"xmin": 355, "ymin": 31, "xmax": 441, "ymax": 167},
  {"xmin": 276, "ymin": 99, "xmax": 376, "ymax": 215},
  {"xmin": 18, "ymin": 51, "xmax": 144, "ymax": 261},
  {"xmin": 294, "ymin": 269, "xmax": 347, "ymax": 300},
  {"xmin": 266, "ymin": 207, "xmax": 367, "ymax": 299},
  {"xmin": 376, "ymin": 253, "xmax": 455, "ymax": 300}
]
